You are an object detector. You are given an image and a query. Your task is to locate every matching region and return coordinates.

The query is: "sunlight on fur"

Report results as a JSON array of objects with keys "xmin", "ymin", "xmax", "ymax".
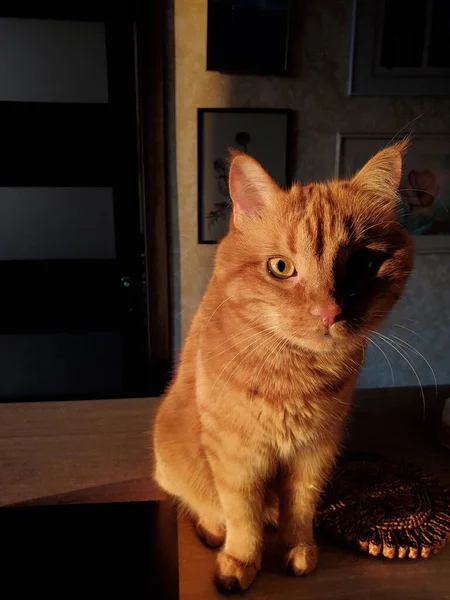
[{"xmin": 153, "ymin": 141, "xmax": 413, "ymax": 593}]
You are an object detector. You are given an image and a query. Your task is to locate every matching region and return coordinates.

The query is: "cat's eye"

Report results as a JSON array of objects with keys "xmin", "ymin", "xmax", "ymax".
[
  {"xmin": 267, "ymin": 257, "xmax": 296, "ymax": 279},
  {"xmin": 347, "ymin": 248, "xmax": 388, "ymax": 280}
]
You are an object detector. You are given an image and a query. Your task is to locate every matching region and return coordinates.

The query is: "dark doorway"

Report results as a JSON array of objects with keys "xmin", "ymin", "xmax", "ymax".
[{"xmin": 0, "ymin": 2, "xmax": 169, "ymax": 400}]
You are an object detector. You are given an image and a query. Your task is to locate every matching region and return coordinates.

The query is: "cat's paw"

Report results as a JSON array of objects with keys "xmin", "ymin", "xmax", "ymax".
[
  {"xmin": 285, "ymin": 545, "xmax": 318, "ymax": 576},
  {"xmin": 214, "ymin": 552, "xmax": 259, "ymax": 593},
  {"xmin": 195, "ymin": 519, "xmax": 225, "ymax": 548}
]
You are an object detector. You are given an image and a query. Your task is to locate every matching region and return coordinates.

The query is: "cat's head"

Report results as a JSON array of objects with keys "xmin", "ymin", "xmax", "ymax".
[{"xmin": 215, "ymin": 143, "xmax": 413, "ymax": 353}]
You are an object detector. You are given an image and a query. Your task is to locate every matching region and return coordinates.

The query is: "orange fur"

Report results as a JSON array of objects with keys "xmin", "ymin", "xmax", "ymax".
[{"xmin": 153, "ymin": 143, "xmax": 413, "ymax": 593}]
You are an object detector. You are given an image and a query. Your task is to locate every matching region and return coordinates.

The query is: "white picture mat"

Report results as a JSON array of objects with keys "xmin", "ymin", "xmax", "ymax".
[
  {"xmin": 335, "ymin": 134, "xmax": 450, "ymax": 254},
  {"xmin": 199, "ymin": 110, "xmax": 288, "ymax": 242}
]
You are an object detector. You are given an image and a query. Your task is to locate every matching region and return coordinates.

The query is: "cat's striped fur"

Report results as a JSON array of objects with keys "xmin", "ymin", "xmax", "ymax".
[{"xmin": 153, "ymin": 142, "xmax": 413, "ymax": 593}]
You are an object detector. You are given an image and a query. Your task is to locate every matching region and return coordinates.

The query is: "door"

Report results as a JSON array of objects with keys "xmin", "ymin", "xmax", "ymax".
[{"xmin": 0, "ymin": 3, "xmax": 148, "ymax": 400}]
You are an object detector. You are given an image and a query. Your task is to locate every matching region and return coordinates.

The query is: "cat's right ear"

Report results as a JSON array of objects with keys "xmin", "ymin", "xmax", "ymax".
[
  {"xmin": 228, "ymin": 152, "xmax": 279, "ymax": 228},
  {"xmin": 352, "ymin": 139, "xmax": 409, "ymax": 202}
]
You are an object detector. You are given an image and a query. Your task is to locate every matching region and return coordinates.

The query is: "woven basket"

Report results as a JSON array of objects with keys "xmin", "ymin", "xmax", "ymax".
[{"xmin": 316, "ymin": 454, "xmax": 450, "ymax": 559}]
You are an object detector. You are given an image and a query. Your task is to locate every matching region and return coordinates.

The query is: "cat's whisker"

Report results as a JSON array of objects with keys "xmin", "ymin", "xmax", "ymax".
[
  {"xmin": 367, "ymin": 337, "xmax": 395, "ymax": 384},
  {"xmin": 249, "ymin": 336, "xmax": 283, "ymax": 397},
  {"xmin": 332, "ymin": 395, "xmax": 351, "ymax": 406},
  {"xmin": 259, "ymin": 334, "xmax": 292, "ymax": 394},
  {"xmin": 385, "ymin": 115, "xmax": 422, "ymax": 147},
  {"xmin": 204, "ymin": 312, "xmax": 283, "ymax": 359},
  {"xmin": 398, "ymin": 188, "xmax": 438, "ymax": 198},
  {"xmin": 204, "ymin": 328, "xmax": 268, "ymax": 362},
  {"xmin": 208, "ymin": 326, "xmax": 281, "ymax": 400},
  {"xmin": 393, "ymin": 323, "xmax": 427, "ymax": 343},
  {"xmin": 207, "ymin": 329, "xmax": 272, "ymax": 398},
  {"xmin": 391, "ymin": 334, "xmax": 437, "ymax": 397},
  {"xmin": 205, "ymin": 296, "xmax": 233, "ymax": 329},
  {"xmin": 359, "ymin": 220, "xmax": 399, "ymax": 236},
  {"xmin": 217, "ymin": 331, "xmax": 280, "ymax": 401},
  {"xmin": 204, "ymin": 324, "xmax": 259, "ymax": 357},
  {"xmin": 371, "ymin": 331, "xmax": 426, "ymax": 421},
  {"xmin": 249, "ymin": 335, "xmax": 287, "ymax": 402}
]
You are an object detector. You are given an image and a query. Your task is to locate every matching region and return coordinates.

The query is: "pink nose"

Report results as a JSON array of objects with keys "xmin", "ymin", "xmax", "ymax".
[{"xmin": 310, "ymin": 304, "xmax": 341, "ymax": 327}]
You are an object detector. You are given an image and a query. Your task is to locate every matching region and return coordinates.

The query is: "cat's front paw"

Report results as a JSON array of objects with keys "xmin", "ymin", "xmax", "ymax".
[
  {"xmin": 285, "ymin": 544, "xmax": 318, "ymax": 576},
  {"xmin": 214, "ymin": 552, "xmax": 259, "ymax": 593},
  {"xmin": 195, "ymin": 518, "xmax": 225, "ymax": 548}
]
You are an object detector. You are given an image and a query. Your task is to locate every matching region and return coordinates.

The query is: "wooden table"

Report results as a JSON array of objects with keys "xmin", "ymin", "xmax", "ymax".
[{"xmin": 1, "ymin": 389, "xmax": 449, "ymax": 599}]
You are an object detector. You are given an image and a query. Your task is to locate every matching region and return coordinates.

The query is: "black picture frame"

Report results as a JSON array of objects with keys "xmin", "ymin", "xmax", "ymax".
[
  {"xmin": 349, "ymin": 0, "xmax": 450, "ymax": 96},
  {"xmin": 206, "ymin": 0, "xmax": 291, "ymax": 75},
  {"xmin": 198, "ymin": 108, "xmax": 291, "ymax": 244}
]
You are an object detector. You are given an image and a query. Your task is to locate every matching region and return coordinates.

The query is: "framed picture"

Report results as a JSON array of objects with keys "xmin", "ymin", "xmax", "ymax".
[
  {"xmin": 335, "ymin": 134, "xmax": 450, "ymax": 254},
  {"xmin": 349, "ymin": 0, "xmax": 450, "ymax": 96},
  {"xmin": 198, "ymin": 108, "xmax": 291, "ymax": 244}
]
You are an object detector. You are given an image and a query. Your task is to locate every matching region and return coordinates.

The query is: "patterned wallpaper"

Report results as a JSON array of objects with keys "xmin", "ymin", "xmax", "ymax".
[{"xmin": 171, "ymin": 0, "xmax": 450, "ymax": 387}]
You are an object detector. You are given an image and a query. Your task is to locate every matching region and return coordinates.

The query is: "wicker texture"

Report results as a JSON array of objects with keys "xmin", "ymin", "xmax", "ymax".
[{"xmin": 316, "ymin": 455, "xmax": 450, "ymax": 559}]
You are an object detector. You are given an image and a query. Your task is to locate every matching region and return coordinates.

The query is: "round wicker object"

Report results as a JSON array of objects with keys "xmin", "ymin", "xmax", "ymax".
[{"xmin": 316, "ymin": 454, "xmax": 450, "ymax": 559}]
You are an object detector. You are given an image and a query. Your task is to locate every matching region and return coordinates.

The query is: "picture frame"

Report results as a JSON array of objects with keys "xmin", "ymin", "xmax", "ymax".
[
  {"xmin": 349, "ymin": 0, "xmax": 450, "ymax": 96},
  {"xmin": 198, "ymin": 108, "xmax": 291, "ymax": 244},
  {"xmin": 335, "ymin": 133, "xmax": 450, "ymax": 254}
]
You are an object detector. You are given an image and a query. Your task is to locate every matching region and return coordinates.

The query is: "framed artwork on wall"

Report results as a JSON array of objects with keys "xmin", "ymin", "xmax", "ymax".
[
  {"xmin": 198, "ymin": 108, "xmax": 291, "ymax": 244},
  {"xmin": 335, "ymin": 134, "xmax": 450, "ymax": 254},
  {"xmin": 206, "ymin": 0, "xmax": 291, "ymax": 75},
  {"xmin": 349, "ymin": 0, "xmax": 450, "ymax": 96}
]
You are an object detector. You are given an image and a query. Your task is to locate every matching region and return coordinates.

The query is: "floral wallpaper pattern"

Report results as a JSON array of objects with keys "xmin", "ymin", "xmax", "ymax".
[{"xmin": 171, "ymin": 0, "xmax": 450, "ymax": 387}]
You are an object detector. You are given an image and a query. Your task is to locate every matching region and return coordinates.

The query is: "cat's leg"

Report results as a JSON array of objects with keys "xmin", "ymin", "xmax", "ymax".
[
  {"xmin": 208, "ymin": 456, "xmax": 265, "ymax": 593},
  {"xmin": 196, "ymin": 516, "xmax": 226, "ymax": 548},
  {"xmin": 279, "ymin": 444, "xmax": 336, "ymax": 576},
  {"xmin": 154, "ymin": 425, "xmax": 226, "ymax": 547},
  {"xmin": 155, "ymin": 449, "xmax": 226, "ymax": 548}
]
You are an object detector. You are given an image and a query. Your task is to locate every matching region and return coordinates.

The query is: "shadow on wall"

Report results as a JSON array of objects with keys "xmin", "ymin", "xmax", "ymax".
[
  {"xmin": 168, "ymin": 0, "xmax": 450, "ymax": 388},
  {"xmin": 222, "ymin": 0, "xmax": 450, "ymax": 390}
]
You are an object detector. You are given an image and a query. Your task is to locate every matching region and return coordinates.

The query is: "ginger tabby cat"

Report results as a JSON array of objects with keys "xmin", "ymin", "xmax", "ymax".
[{"xmin": 153, "ymin": 142, "xmax": 413, "ymax": 593}]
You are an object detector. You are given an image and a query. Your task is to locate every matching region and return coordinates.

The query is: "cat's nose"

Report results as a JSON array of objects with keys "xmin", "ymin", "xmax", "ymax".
[{"xmin": 310, "ymin": 304, "xmax": 341, "ymax": 327}]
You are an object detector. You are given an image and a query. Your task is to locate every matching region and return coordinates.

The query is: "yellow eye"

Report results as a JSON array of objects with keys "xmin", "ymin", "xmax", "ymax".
[{"xmin": 267, "ymin": 257, "xmax": 296, "ymax": 279}]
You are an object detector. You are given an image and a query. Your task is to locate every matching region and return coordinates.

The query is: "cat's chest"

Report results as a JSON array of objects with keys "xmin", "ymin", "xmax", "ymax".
[{"xmin": 248, "ymin": 396, "xmax": 327, "ymax": 459}]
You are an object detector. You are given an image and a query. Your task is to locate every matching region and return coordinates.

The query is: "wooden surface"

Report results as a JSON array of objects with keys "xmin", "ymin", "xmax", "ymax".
[
  {"xmin": 0, "ymin": 397, "xmax": 161, "ymax": 506},
  {"xmin": 0, "ymin": 389, "xmax": 449, "ymax": 599}
]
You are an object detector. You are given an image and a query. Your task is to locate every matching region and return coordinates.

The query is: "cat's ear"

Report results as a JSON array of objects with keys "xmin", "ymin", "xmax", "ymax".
[
  {"xmin": 228, "ymin": 151, "xmax": 279, "ymax": 227},
  {"xmin": 352, "ymin": 140, "xmax": 409, "ymax": 201}
]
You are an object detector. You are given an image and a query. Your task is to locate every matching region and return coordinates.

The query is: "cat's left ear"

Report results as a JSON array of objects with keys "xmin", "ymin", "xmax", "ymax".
[
  {"xmin": 352, "ymin": 140, "xmax": 409, "ymax": 201},
  {"xmin": 228, "ymin": 151, "xmax": 279, "ymax": 228}
]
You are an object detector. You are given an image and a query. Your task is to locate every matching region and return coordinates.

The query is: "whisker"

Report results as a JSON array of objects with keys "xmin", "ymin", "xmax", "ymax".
[
  {"xmin": 359, "ymin": 220, "xmax": 399, "ymax": 236},
  {"xmin": 367, "ymin": 337, "xmax": 395, "ymax": 384},
  {"xmin": 208, "ymin": 330, "xmax": 273, "ymax": 399},
  {"xmin": 259, "ymin": 334, "xmax": 291, "ymax": 393},
  {"xmin": 398, "ymin": 188, "xmax": 438, "ymax": 198},
  {"xmin": 391, "ymin": 334, "xmax": 437, "ymax": 397},
  {"xmin": 204, "ymin": 324, "xmax": 260, "ymax": 357},
  {"xmin": 249, "ymin": 335, "xmax": 287, "ymax": 402},
  {"xmin": 204, "ymin": 328, "xmax": 267, "ymax": 362},
  {"xmin": 385, "ymin": 115, "xmax": 422, "ymax": 147},
  {"xmin": 203, "ymin": 312, "xmax": 270, "ymax": 356},
  {"xmin": 217, "ymin": 331, "xmax": 280, "ymax": 401},
  {"xmin": 372, "ymin": 331, "xmax": 426, "ymax": 421},
  {"xmin": 393, "ymin": 323, "xmax": 427, "ymax": 343},
  {"xmin": 205, "ymin": 296, "xmax": 232, "ymax": 329}
]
